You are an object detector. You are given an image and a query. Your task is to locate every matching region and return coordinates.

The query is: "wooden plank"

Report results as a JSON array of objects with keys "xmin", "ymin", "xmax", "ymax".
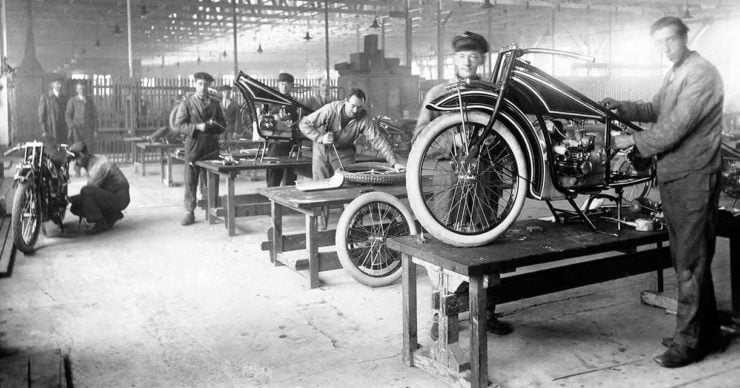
[
  {"xmin": 288, "ymin": 252, "xmax": 342, "ymax": 272},
  {"xmin": 271, "ymin": 202, "xmax": 283, "ymax": 265},
  {"xmin": 641, "ymin": 291, "xmax": 678, "ymax": 313},
  {"xmin": 260, "ymin": 230, "xmax": 336, "ymax": 252},
  {"xmin": 386, "ymin": 220, "xmax": 669, "ymax": 277},
  {"xmin": 0, "ymin": 216, "xmax": 16, "ymax": 278},
  {"xmin": 402, "ymin": 253, "xmax": 418, "ymax": 367},
  {"xmin": 438, "ymin": 247, "xmax": 672, "ymax": 315}
]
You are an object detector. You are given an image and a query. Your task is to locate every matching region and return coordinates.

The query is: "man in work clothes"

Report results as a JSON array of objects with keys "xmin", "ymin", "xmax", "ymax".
[
  {"xmin": 65, "ymin": 82, "xmax": 97, "ymax": 152},
  {"xmin": 174, "ymin": 72, "xmax": 226, "ymax": 226},
  {"xmin": 69, "ymin": 141, "xmax": 130, "ymax": 234},
  {"xmin": 413, "ymin": 31, "xmax": 514, "ymax": 337},
  {"xmin": 299, "ymin": 88, "xmax": 404, "ymax": 229},
  {"xmin": 305, "ymin": 77, "xmax": 333, "ymax": 112},
  {"xmin": 603, "ymin": 16, "xmax": 725, "ymax": 368},
  {"xmin": 265, "ymin": 72, "xmax": 300, "ymax": 187},
  {"xmin": 38, "ymin": 77, "xmax": 68, "ymax": 147}
]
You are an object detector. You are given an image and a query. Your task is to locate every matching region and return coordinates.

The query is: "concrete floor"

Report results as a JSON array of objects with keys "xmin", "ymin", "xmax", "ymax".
[{"xmin": 1, "ymin": 163, "xmax": 739, "ymax": 388}]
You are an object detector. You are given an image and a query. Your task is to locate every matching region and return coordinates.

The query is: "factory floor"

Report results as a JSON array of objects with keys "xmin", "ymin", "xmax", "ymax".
[{"xmin": 1, "ymin": 163, "xmax": 739, "ymax": 388}]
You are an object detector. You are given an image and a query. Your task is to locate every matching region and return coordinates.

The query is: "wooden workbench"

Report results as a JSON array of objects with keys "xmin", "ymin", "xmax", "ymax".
[
  {"xmin": 387, "ymin": 219, "xmax": 675, "ymax": 388},
  {"xmin": 197, "ymin": 155, "xmax": 383, "ymax": 237},
  {"xmin": 135, "ymin": 142, "xmax": 183, "ymax": 185},
  {"xmin": 258, "ymin": 184, "xmax": 409, "ymax": 288}
]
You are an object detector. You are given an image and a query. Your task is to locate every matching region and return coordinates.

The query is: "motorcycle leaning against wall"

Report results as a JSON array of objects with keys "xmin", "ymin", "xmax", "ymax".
[
  {"xmin": 406, "ymin": 44, "xmax": 656, "ymax": 247},
  {"xmin": 4, "ymin": 141, "xmax": 75, "ymax": 254}
]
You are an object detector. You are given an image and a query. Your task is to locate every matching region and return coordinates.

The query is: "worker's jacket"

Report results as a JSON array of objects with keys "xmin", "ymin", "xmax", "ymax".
[
  {"xmin": 86, "ymin": 154, "xmax": 130, "ymax": 193},
  {"xmin": 298, "ymin": 101, "xmax": 398, "ymax": 166},
  {"xmin": 413, "ymin": 75, "xmax": 481, "ymax": 144},
  {"xmin": 622, "ymin": 51, "xmax": 724, "ymax": 183},
  {"xmin": 174, "ymin": 94, "xmax": 226, "ymax": 162},
  {"xmin": 38, "ymin": 92, "xmax": 68, "ymax": 142},
  {"xmin": 65, "ymin": 95, "xmax": 97, "ymax": 143}
]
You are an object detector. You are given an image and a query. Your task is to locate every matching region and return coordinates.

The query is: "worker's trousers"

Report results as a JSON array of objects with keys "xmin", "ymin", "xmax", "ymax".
[
  {"xmin": 660, "ymin": 172, "xmax": 721, "ymax": 350},
  {"xmin": 311, "ymin": 143, "xmax": 355, "ymax": 180},
  {"xmin": 184, "ymin": 162, "xmax": 207, "ymax": 213},
  {"xmin": 265, "ymin": 142, "xmax": 297, "ymax": 187},
  {"xmin": 71, "ymin": 185, "xmax": 130, "ymax": 223}
]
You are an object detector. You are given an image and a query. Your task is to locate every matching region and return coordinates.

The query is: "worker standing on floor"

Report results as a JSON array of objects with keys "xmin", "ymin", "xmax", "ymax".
[
  {"xmin": 174, "ymin": 72, "xmax": 226, "ymax": 226},
  {"xmin": 602, "ymin": 16, "xmax": 725, "ymax": 368},
  {"xmin": 69, "ymin": 141, "xmax": 130, "ymax": 235},
  {"xmin": 299, "ymin": 88, "xmax": 404, "ymax": 230},
  {"xmin": 413, "ymin": 31, "xmax": 513, "ymax": 338}
]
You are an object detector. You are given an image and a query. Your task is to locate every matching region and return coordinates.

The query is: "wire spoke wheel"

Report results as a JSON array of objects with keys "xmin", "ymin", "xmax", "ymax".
[
  {"xmin": 12, "ymin": 182, "xmax": 41, "ymax": 254},
  {"xmin": 406, "ymin": 111, "xmax": 528, "ymax": 247},
  {"xmin": 336, "ymin": 192, "xmax": 417, "ymax": 287}
]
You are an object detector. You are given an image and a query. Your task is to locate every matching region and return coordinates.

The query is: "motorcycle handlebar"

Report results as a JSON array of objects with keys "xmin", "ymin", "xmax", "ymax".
[
  {"xmin": 3, "ymin": 145, "xmax": 21, "ymax": 156},
  {"xmin": 517, "ymin": 48, "xmax": 596, "ymax": 63}
]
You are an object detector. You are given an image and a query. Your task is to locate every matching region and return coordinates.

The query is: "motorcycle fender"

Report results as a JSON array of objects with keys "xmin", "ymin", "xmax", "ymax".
[
  {"xmin": 13, "ymin": 167, "xmax": 35, "ymax": 186},
  {"xmin": 426, "ymin": 89, "xmax": 549, "ymax": 199}
]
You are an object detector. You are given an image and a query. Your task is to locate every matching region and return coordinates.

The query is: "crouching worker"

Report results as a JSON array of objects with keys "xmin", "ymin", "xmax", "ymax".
[{"xmin": 69, "ymin": 141, "xmax": 131, "ymax": 234}]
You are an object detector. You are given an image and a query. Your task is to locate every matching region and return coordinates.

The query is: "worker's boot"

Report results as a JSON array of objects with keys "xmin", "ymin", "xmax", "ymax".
[
  {"xmin": 654, "ymin": 343, "xmax": 704, "ymax": 368},
  {"xmin": 181, "ymin": 212, "xmax": 195, "ymax": 226},
  {"xmin": 86, "ymin": 219, "xmax": 110, "ymax": 235},
  {"xmin": 107, "ymin": 211, "xmax": 124, "ymax": 227}
]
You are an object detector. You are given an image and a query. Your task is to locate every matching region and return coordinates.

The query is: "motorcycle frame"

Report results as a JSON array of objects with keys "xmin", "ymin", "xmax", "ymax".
[
  {"xmin": 425, "ymin": 43, "xmax": 656, "ymax": 202},
  {"xmin": 11, "ymin": 142, "xmax": 72, "ymax": 224}
]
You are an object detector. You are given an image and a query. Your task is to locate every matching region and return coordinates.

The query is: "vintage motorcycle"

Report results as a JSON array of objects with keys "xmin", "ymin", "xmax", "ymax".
[
  {"xmin": 406, "ymin": 44, "xmax": 655, "ymax": 247},
  {"xmin": 4, "ymin": 141, "xmax": 75, "ymax": 253}
]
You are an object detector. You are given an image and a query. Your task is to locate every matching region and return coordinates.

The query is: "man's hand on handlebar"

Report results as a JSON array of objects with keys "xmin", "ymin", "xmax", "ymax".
[{"xmin": 600, "ymin": 97, "xmax": 625, "ymax": 113}]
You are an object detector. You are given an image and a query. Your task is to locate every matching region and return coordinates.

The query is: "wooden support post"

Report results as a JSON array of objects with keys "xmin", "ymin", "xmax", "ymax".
[
  {"xmin": 306, "ymin": 212, "xmax": 320, "ymax": 288},
  {"xmin": 405, "ymin": 0, "xmax": 412, "ymax": 67},
  {"xmin": 226, "ymin": 173, "xmax": 236, "ymax": 236},
  {"xmin": 271, "ymin": 201, "xmax": 283, "ymax": 266},
  {"xmin": 469, "ymin": 275, "xmax": 488, "ymax": 388},
  {"xmin": 402, "ymin": 253, "xmax": 418, "ymax": 367},
  {"xmin": 206, "ymin": 171, "xmax": 218, "ymax": 224}
]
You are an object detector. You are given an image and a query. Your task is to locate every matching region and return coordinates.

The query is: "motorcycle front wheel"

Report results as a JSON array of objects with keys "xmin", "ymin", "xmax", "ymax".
[
  {"xmin": 12, "ymin": 182, "xmax": 41, "ymax": 254},
  {"xmin": 406, "ymin": 111, "xmax": 528, "ymax": 247}
]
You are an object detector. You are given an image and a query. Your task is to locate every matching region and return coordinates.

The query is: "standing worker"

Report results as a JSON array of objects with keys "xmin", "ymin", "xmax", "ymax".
[
  {"xmin": 603, "ymin": 16, "xmax": 725, "ymax": 368},
  {"xmin": 65, "ymin": 82, "xmax": 98, "ymax": 152},
  {"xmin": 37, "ymin": 77, "xmax": 68, "ymax": 147},
  {"xmin": 174, "ymin": 72, "xmax": 226, "ymax": 226},
  {"xmin": 264, "ymin": 72, "xmax": 300, "ymax": 187},
  {"xmin": 299, "ymin": 88, "xmax": 404, "ymax": 229},
  {"xmin": 413, "ymin": 31, "xmax": 513, "ymax": 338},
  {"xmin": 305, "ymin": 77, "xmax": 333, "ymax": 112}
]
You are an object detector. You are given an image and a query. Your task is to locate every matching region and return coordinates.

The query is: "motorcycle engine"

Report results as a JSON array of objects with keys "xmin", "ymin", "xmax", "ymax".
[{"xmin": 547, "ymin": 120, "xmax": 606, "ymax": 188}]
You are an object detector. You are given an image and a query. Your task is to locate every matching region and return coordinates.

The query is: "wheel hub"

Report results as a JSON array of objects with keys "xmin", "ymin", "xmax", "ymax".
[{"xmin": 368, "ymin": 235, "xmax": 385, "ymax": 243}]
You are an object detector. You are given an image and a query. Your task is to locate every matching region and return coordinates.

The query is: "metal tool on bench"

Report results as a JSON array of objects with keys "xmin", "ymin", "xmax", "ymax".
[{"xmin": 295, "ymin": 136, "xmax": 347, "ymax": 192}]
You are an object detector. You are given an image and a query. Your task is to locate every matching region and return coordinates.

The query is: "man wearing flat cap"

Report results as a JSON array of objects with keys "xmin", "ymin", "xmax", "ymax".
[
  {"xmin": 65, "ymin": 82, "xmax": 98, "ymax": 153},
  {"xmin": 413, "ymin": 31, "xmax": 513, "ymax": 338},
  {"xmin": 68, "ymin": 141, "xmax": 130, "ymax": 234},
  {"xmin": 174, "ymin": 71, "xmax": 226, "ymax": 226},
  {"xmin": 38, "ymin": 77, "xmax": 68, "ymax": 147},
  {"xmin": 264, "ymin": 72, "xmax": 300, "ymax": 187}
]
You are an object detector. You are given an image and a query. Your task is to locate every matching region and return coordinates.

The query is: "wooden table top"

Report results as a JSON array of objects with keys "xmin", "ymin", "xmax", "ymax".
[
  {"xmin": 196, "ymin": 155, "xmax": 384, "ymax": 174},
  {"xmin": 257, "ymin": 183, "xmax": 409, "ymax": 210},
  {"xmin": 386, "ymin": 218, "xmax": 669, "ymax": 277}
]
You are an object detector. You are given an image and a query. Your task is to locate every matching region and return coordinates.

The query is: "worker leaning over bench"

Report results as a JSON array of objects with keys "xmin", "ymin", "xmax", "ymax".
[
  {"xmin": 299, "ymin": 88, "xmax": 405, "ymax": 230},
  {"xmin": 174, "ymin": 71, "xmax": 227, "ymax": 226},
  {"xmin": 413, "ymin": 31, "xmax": 514, "ymax": 338},
  {"xmin": 603, "ymin": 16, "xmax": 725, "ymax": 368}
]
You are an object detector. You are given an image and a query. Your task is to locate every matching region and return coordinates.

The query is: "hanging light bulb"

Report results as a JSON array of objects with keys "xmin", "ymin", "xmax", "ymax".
[
  {"xmin": 257, "ymin": 43, "xmax": 263, "ymax": 54},
  {"xmin": 222, "ymin": 50, "xmax": 227, "ymax": 58},
  {"xmin": 682, "ymin": 2, "xmax": 693, "ymax": 19},
  {"xmin": 304, "ymin": 31, "xmax": 312, "ymax": 41},
  {"xmin": 140, "ymin": 2, "xmax": 149, "ymax": 18},
  {"xmin": 113, "ymin": 23, "xmax": 122, "ymax": 34},
  {"xmin": 370, "ymin": 17, "xmax": 380, "ymax": 29},
  {"xmin": 482, "ymin": 0, "xmax": 494, "ymax": 9},
  {"xmin": 197, "ymin": 56, "xmax": 202, "ymax": 63}
]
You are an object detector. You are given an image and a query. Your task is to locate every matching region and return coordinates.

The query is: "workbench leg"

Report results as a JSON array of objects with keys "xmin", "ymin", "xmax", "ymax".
[
  {"xmin": 402, "ymin": 253, "xmax": 417, "ymax": 367},
  {"xmin": 207, "ymin": 171, "xmax": 218, "ymax": 224},
  {"xmin": 469, "ymin": 275, "xmax": 488, "ymax": 388},
  {"xmin": 167, "ymin": 153, "xmax": 174, "ymax": 186},
  {"xmin": 132, "ymin": 143, "xmax": 138, "ymax": 172},
  {"xmin": 306, "ymin": 213, "xmax": 320, "ymax": 289},
  {"xmin": 140, "ymin": 148, "xmax": 147, "ymax": 176},
  {"xmin": 271, "ymin": 202, "xmax": 283, "ymax": 266},
  {"xmin": 160, "ymin": 149, "xmax": 167, "ymax": 185},
  {"xmin": 731, "ymin": 230, "xmax": 740, "ymax": 315},
  {"xmin": 226, "ymin": 175, "xmax": 236, "ymax": 236}
]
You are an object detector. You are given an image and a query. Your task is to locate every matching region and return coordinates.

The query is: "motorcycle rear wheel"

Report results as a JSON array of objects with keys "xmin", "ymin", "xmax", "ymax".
[
  {"xmin": 406, "ymin": 111, "xmax": 528, "ymax": 247},
  {"xmin": 12, "ymin": 182, "xmax": 41, "ymax": 254}
]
